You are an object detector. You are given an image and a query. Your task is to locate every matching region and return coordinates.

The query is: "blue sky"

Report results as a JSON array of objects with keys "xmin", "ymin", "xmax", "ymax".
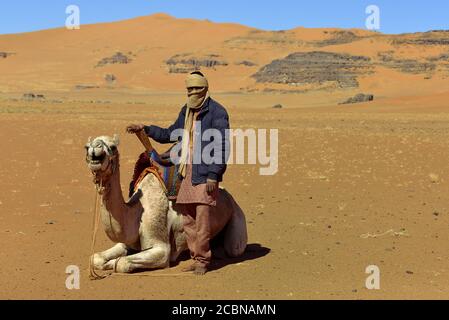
[{"xmin": 0, "ymin": 0, "xmax": 448, "ymax": 35}]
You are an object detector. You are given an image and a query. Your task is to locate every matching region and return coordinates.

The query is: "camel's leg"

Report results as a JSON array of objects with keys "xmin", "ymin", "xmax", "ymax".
[
  {"xmin": 114, "ymin": 243, "xmax": 170, "ymax": 273},
  {"xmin": 167, "ymin": 205, "xmax": 188, "ymax": 263},
  {"xmin": 223, "ymin": 197, "xmax": 248, "ymax": 258},
  {"xmin": 170, "ymin": 230, "xmax": 187, "ymax": 263},
  {"xmin": 92, "ymin": 243, "xmax": 128, "ymax": 270}
]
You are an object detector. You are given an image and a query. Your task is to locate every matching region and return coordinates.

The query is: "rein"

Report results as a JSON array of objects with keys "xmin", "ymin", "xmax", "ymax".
[
  {"xmin": 88, "ymin": 142, "xmax": 118, "ymax": 280},
  {"xmin": 89, "ymin": 179, "xmax": 109, "ymax": 280}
]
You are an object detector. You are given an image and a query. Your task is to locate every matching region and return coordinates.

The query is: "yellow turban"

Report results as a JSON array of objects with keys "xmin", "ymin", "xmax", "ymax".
[{"xmin": 185, "ymin": 72, "xmax": 209, "ymax": 89}]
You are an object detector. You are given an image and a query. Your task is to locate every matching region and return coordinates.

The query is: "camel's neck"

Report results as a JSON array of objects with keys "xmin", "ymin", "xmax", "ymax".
[{"xmin": 99, "ymin": 164, "xmax": 139, "ymax": 245}]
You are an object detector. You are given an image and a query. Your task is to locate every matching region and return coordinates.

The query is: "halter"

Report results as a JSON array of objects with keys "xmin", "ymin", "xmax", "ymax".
[{"xmin": 86, "ymin": 139, "xmax": 119, "ymax": 195}]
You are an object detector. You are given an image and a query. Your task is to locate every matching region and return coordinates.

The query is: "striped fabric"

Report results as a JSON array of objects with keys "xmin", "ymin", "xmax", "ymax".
[
  {"xmin": 149, "ymin": 151, "xmax": 181, "ymax": 200},
  {"xmin": 130, "ymin": 151, "xmax": 181, "ymax": 200}
]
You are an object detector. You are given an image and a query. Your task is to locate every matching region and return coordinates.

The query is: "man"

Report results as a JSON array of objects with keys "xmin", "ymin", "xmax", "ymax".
[{"xmin": 126, "ymin": 71, "xmax": 230, "ymax": 275}]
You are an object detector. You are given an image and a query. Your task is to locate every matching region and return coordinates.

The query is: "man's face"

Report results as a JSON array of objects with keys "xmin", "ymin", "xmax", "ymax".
[{"xmin": 187, "ymin": 86, "xmax": 206, "ymax": 95}]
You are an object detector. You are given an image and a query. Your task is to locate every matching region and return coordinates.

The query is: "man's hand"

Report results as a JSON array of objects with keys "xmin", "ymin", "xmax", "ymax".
[
  {"xmin": 126, "ymin": 124, "xmax": 145, "ymax": 134},
  {"xmin": 206, "ymin": 179, "xmax": 218, "ymax": 194}
]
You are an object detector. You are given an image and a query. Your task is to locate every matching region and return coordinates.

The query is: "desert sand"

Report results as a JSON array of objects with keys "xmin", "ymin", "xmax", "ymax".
[{"xmin": 1, "ymin": 14, "xmax": 449, "ymax": 299}]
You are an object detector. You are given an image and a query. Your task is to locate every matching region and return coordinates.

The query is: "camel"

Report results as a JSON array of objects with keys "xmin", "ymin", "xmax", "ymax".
[{"xmin": 85, "ymin": 135, "xmax": 248, "ymax": 273}]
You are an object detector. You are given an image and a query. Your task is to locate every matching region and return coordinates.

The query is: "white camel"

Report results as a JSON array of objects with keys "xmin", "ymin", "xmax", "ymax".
[{"xmin": 85, "ymin": 135, "xmax": 248, "ymax": 273}]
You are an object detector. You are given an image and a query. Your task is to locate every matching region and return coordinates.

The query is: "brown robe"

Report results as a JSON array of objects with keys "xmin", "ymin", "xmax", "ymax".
[{"xmin": 175, "ymin": 109, "xmax": 225, "ymax": 267}]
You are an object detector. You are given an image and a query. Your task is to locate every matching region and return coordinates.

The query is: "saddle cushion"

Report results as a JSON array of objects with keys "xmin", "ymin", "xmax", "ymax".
[{"xmin": 130, "ymin": 151, "xmax": 181, "ymax": 200}]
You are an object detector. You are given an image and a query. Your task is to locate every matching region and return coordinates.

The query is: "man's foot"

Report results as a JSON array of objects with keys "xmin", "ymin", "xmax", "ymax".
[
  {"xmin": 194, "ymin": 265, "xmax": 208, "ymax": 276},
  {"xmin": 181, "ymin": 263, "xmax": 197, "ymax": 272}
]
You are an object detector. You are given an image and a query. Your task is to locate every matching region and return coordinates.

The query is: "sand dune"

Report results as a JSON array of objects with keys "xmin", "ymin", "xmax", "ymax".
[{"xmin": 1, "ymin": 13, "xmax": 448, "ymax": 97}]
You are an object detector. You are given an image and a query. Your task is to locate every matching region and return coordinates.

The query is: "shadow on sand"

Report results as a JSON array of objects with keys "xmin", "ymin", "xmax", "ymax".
[
  {"xmin": 170, "ymin": 243, "xmax": 271, "ymax": 271},
  {"xmin": 129, "ymin": 244, "xmax": 270, "ymax": 274},
  {"xmin": 208, "ymin": 243, "xmax": 271, "ymax": 272}
]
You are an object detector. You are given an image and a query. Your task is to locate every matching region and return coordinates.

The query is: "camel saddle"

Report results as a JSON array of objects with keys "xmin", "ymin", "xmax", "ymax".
[{"xmin": 129, "ymin": 150, "xmax": 181, "ymax": 200}]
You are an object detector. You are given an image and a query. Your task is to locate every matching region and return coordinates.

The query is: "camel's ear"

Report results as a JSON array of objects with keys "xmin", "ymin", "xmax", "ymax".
[
  {"xmin": 113, "ymin": 134, "xmax": 120, "ymax": 146},
  {"xmin": 87, "ymin": 137, "xmax": 92, "ymax": 144}
]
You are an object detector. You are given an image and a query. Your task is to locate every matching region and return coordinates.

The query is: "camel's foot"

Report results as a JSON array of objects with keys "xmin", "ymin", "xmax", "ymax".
[
  {"xmin": 91, "ymin": 253, "xmax": 108, "ymax": 270},
  {"xmin": 91, "ymin": 243, "xmax": 129, "ymax": 271},
  {"xmin": 114, "ymin": 257, "xmax": 132, "ymax": 273}
]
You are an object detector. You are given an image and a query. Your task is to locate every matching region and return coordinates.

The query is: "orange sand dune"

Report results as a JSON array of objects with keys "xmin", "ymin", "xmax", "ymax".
[{"xmin": 1, "ymin": 13, "xmax": 448, "ymax": 98}]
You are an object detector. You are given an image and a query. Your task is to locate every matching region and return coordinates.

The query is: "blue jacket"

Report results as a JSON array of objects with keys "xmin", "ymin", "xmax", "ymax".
[{"xmin": 144, "ymin": 97, "xmax": 230, "ymax": 185}]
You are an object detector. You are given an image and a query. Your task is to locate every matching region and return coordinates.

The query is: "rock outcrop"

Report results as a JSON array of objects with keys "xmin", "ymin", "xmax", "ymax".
[
  {"xmin": 166, "ymin": 54, "xmax": 228, "ymax": 73},
  {"xmin": 311, "ymin": 31, "xmax": 363, "ymax": 47},
  {"xmin": 75, "ymin": 85, "xmax": 100, "ymax": 90},
  {"xmin": 236, "ymin": 60, "xmax": 257, "ymax": 67},
  {"xmin": 22, "ymin": 93, "xmax": 45, "ymax": 100},
  {"xmin": 97, "ymin": 52, "xmax": 132, "ymax": 67},
  {"xmin": 392, "ymin": 31, "xmax": 449, "ymax": 46},
  {"xmin": 252, "ymin": 51, "xmax": 373, "ymax": 88},
  {"xmin": 105, "ymin": 74, "xmax": 116, "ymax": 84},
  {"xmin": 340, "ymin": 93, "xmax": 374, "ymax": 105},
  {"xmin": 427, "ymin": 53, "xmax": 449, "ymax": 62},
  {"xmin": 377, "ymin": 51, "xmax": 435, "ymax": 74},
  {"xmin": 225, "ymin": 30, "xmax": 304, "ymax": 47},
  {"xmin": 0, "ymin": 52, "xmax": 13, "ymax": 59}
]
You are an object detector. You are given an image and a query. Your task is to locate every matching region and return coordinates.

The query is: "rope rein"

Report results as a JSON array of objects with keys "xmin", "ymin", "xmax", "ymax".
[
  {"xmin": 89, "ymin": 180, "xmax": 111, "ymax": 280},
  {"xmin": 88, "ymin": 150, "xmax": 117, "ymax": 280}
]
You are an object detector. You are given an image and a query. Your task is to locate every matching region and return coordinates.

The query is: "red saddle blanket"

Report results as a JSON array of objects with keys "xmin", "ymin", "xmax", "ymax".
[{"xmin": 130, "ymin": 151, "xmax": 181, "ymax": 200}]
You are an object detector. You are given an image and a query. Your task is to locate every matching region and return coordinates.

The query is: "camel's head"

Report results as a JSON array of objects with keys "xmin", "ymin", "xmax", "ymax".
[{"xmin": 85, "ymin": 135, "xmax": 120, "ymax": 180}]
